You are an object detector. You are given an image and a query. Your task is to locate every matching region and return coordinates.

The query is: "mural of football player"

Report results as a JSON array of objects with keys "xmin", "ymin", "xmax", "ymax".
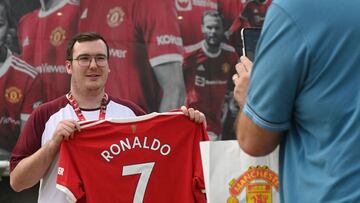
[
  {"xmin": 78, "ymin": 0, "xmax": 186, "ymax": 112},
  {"xmin": 183, "ymin": 10, "xmax": 238, "ymax": 140},
  {"xmin": 17, "ymin": 0, "xmax": 80, "ymax": 102},
  {"xmin": 0, "ymin": 0, "xmax": 42, "ymax": 161}
]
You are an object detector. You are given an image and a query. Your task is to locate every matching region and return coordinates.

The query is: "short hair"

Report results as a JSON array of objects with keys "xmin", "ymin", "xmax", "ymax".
[
  {"xmin": 66, "ymin": 32, "xmax": 110, "ymax": 60},
  {"xmin": 0, "ymin": 0, "xmax": 14, "ymax": 29},
  {"xmin": 201, "ymin": 10, "xmax": 223, "ymax": 25}
]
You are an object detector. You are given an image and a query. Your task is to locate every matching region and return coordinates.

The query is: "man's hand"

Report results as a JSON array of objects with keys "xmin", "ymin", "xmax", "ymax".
[
  {"xmin": 180, "ymin": 106, "xmax": 207, "ymax": 127},
  {"xmin": 51, "ymin": 120, "xmax": 81, "ymax": 146},
  {"xmin": 232, "ymin": 56, "xmax": 253, "ymax": 108},
  {"xmin": 10, "ymin": 119, "xmax": 81, "ymax": 192}
]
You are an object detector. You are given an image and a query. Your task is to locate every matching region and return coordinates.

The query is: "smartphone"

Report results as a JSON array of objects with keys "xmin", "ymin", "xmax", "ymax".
[{"xmin": 241, "ymin": 27, "xmax": 261, "ymax": 61}]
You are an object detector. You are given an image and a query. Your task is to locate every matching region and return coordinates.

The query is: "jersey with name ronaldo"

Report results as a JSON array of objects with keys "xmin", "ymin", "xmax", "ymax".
[
  {"xmin": 0, "ymin": 51, "xmax": 42, "ymax": 152},
  {"xmin": 78, "ymin": 0, "xmax": 183, "ymax": 112},
  {"xmin": 10, "ymin": 95, "xmax": 145, "ymax": 203},
  {"xmin": 56, "ymin": 113, "xmax": 207, "ymax": 203},
  {"xmin": 17, "ymin": 0, "xmax": 80, "ymax": 101}
]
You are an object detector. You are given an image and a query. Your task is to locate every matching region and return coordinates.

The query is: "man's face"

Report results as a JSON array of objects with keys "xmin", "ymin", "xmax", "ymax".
[
  {"xmin": 201, "ymin": 15, "xmax": 224, "ymax": 47},
  {"xmin": 0, "ymin": 5, "xmax": 9, "ymax": 48},
  {"xmin": 66, "ymin": 39, "xmax": 110, "ymax": 92}
]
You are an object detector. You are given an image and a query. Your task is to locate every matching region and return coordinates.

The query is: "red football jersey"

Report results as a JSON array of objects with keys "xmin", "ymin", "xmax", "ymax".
[
  {"xmin": 0, "ymin": 52, "xmax": 42, "ymax": 153},
  {"xmin": 56, "ymin": 112, "xmax": 207, "ymax": 203},
  {"xmin": 78, "ymin": 0, "xmax": 183, "ymax": 112},
  {"xmin": 17, "ymin": 0, "xmax": 80, "ymax": 101},
  {"xmin": 183, "ymin": 41, "xmax": 238, "ymax": 135}
]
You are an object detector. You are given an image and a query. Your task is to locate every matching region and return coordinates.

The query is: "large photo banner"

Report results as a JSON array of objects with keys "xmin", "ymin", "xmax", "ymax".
[
  {"xmin": 1, "ymin": 0, "xmax": 272, "ymax": 201},
  {"xmin": 1, "ymin": 0, "xmax": 271, "ymax": 159}
]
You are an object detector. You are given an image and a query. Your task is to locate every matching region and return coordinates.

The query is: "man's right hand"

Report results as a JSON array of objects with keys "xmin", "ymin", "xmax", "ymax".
[
  {"xmin": 232, "ymin": 56, "xmax": 253, "ymax": 108},
  {"xmin": 10, "ymin": 119, "xmax": 81, "ymax": 192},
  {"xmin": 51, "ymin": 120, "xmax": 81, "ymax": 146}
]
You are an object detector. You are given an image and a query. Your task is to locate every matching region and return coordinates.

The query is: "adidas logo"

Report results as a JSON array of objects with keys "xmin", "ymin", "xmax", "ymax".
[
  {"xmin": 22, "ymin": 36, "xmax": 29, "ymax": 47},
  {"xmin": 80, "ymin": 8, "xmax": 88, "ymax": 19},
  {"xmin": 196, "ymin": 65, "xmax": 205, "ymax": 71}
]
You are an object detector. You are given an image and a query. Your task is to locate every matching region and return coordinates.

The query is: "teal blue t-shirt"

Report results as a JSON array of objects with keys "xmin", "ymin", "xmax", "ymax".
[{"xmin": 244, "ymin": 0, "xmax": 360, "ymax": 202}]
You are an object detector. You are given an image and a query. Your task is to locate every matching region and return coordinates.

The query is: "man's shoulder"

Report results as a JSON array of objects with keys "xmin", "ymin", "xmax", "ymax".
[
  {"xmin": 8, "ymin": 54, "xmax": 38, "ymax": 78},
  {"xmin": 184, "ymin": 41, "xmax": 204, "ymax": 54},
  {"xmin": 18, "ymin": 9, "xmax": 40, "ymax": 25},
  {"xmin": 33, "ymin": 96, "xmax": 69, "ymax": 118},
  {"xmin": 108, "ymin": 95, "xmax": 146, "ymax": 116},
  {"xmin": 220, "ymin": 42, "xmax": 236, "ymax": 53}
]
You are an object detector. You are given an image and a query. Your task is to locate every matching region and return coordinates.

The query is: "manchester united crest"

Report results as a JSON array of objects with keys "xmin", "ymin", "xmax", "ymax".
[
  {"xmin": 222, "ymin": 63, "xmax": 231, "ymax": 73},
  {"xmin": 50, "ymin": 27, "xmax": 66, "ymax": 47},
  {"xmin": 131, "ymin": 124, "xmax": 137, "ymax": 134},
  {"xmin": 107, "ymin": 7, "xmax": 125, "ymax": 28},
  {"xmin": 175, "ymin": 0, "xmax": 192, "ymax": 11},
  {"xmin": 227, "ymin": 166, "xmax": 279, "ymax": 203},
  {"xmin": 5, "ymin": 87, "xmax": 23, "ymax": 104}
]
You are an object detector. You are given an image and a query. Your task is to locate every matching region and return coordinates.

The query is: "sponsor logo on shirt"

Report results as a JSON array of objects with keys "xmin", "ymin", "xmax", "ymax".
[
  {"xmin": 156, "ymin": 35, "xmax": 183, "ymax": 47},
  {"xmin": 0, "ymin": 116, "xmax": 20, "ymax": 126},
  {"xmin": 5, "ymin": 87, "xmax": 22, "ymax": 104},
  {"xmin": 58, "ymin": 167, "xmax": 64, "ymax": 176},
  {"xmin": 50, "ymin": 27, "xmax": 66, "ymax": 47},
  {"xmin": 227, "ymin": 166, "xmax": 279, "ymax": 203},
  {"xmin": 195, "ymin": 75, "xmax": 227, "ymax": 87},
  {"xmin": 36, "ymin": 64, "xmax": 67, "ymax": 74},
  {"xmin": 107, "ymin": 7, "xmax": 125, "ymax": 28},
  {"xmin": 175, "ymin": 0, "xmax": 192, "ymax": 11},
  {"xmin": 109, "ymin": 48, "xmax": 127, "ymax": 59}
]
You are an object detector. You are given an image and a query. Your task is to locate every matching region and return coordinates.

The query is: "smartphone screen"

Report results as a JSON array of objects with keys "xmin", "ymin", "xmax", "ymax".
[{"xmin": 241, "ymin": 28, "xmax": 261, "ymax": 61}]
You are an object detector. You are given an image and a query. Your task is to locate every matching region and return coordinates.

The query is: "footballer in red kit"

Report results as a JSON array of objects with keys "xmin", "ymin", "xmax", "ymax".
[
  {"xmin": 183, "ymin": 42, "xmax": 238, "ymax": 138},
  {"xmin": 78, "ymin": 0, "xmax": 184, "ymax": 112},
  {"xmin": 0, "ymin": 52, "xmax": 42, "ymax": 157},
  {"xmin": 183, "ymin": 11, "xmax": 238, "ymax": 139},
  {"xmin": 17, "ymin": 0, "xmax": 80, "ymax": 101},
  {"xmin": 56, "ymin": 113, "xmax": 207, "ymax": 203},
  {"xmin": 0, "ymin": 0, "xmax": 43, "ymax": 158}
]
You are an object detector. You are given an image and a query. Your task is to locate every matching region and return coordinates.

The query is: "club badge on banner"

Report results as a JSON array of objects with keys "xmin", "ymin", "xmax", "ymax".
[{"xmin": 200, "ymin": 140, "xmax": 279, "ymax": 203}]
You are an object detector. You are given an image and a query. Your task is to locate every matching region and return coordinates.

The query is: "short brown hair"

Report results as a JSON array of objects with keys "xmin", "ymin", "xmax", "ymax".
[{"xmin": 66, "ymin": 32, "xmax": 110, "ymax": 60}]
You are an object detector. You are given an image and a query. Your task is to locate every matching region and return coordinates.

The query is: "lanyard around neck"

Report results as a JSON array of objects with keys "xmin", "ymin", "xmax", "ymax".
[{"xmin": 66, "ymin": 92, "xmax": 108, "ymax": 121}]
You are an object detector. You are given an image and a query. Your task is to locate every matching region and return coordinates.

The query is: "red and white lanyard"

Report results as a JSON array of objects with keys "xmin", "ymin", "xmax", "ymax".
[{"xmin": 66, "ymin": 92, "xmax": 108, "ymax": 121}]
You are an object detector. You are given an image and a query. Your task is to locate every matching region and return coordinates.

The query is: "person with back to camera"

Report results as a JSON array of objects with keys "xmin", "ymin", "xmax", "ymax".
[{"xmin": 232, "ymin": 0, "xmax": 360, "ymax": 202}]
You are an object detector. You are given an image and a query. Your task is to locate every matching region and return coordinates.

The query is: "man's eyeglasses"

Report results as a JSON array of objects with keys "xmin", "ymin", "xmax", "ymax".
[{"xmin": 71, "ymin": 54, "xmax": 108, "ymax": 67}]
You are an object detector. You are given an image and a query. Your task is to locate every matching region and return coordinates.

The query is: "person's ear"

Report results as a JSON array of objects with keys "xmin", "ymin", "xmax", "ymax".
[{"xmin": 65, "ymin": 60, "xmax": 72, "ymax": 74}]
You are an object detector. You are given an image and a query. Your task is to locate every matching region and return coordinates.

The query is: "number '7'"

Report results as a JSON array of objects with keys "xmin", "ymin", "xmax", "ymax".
[{"xmin": 122, "ymin": 162, "xmax": 155, "ymax": 203}]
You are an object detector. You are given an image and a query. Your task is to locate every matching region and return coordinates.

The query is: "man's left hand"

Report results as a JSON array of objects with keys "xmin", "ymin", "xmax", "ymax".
[{"xmin": 180, "ymin": 106, "xmax": 207, "ymax": 127}]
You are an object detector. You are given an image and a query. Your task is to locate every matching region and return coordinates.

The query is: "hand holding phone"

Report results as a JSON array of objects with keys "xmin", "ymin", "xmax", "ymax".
[{"xmin": 241, "ymin": 27, "xmax": 261, "ymax": 61}]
